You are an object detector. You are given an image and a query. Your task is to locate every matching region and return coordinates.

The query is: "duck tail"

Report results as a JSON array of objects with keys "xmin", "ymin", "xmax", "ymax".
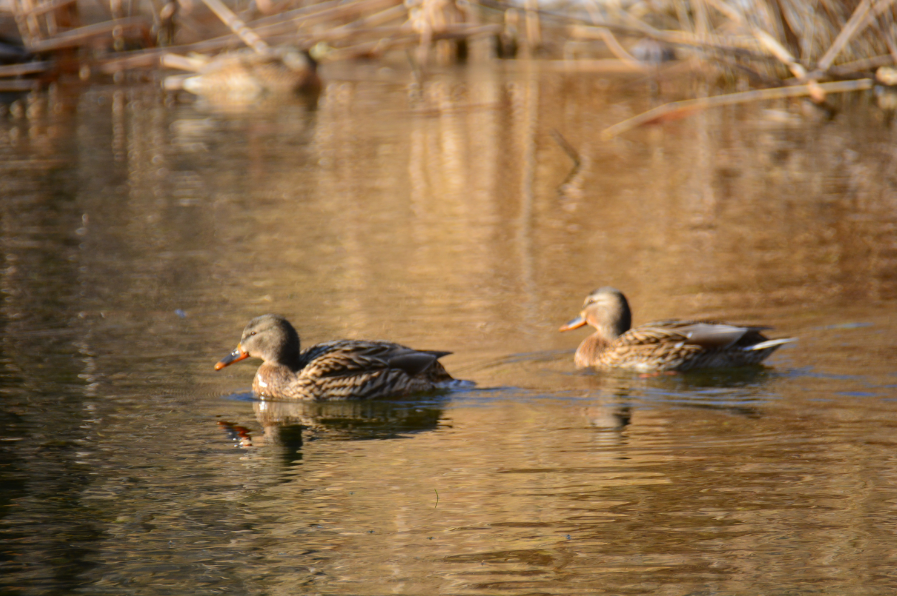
[{"xmin": 746, "ymin": 338, "xmax": 797, "ymax": 351}]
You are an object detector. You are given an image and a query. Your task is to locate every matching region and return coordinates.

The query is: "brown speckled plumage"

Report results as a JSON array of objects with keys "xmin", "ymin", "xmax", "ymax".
[
  {"xmin": 215, "ymin": 315, "xmax": 457, "ymax": 400},
  {"xmin": 560, "ymin": 287, "xmax": 795, "ymax": 372}
]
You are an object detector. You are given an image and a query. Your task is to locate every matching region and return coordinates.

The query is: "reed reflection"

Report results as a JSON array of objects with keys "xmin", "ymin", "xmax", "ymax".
[{"xmin": 1, "ymin": 65, "xmax": 896, "ymax": 596}]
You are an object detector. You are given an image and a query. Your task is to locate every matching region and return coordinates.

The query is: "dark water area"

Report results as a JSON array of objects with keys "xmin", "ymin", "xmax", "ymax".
[{"xmin": 1, "ymin": 61, "xmax": 897, "ymax": 594}]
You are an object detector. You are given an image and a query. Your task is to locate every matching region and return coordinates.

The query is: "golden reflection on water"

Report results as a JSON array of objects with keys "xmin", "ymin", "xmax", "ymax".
[
  {"xmin": 1, "ymin": 62, "xmax": 897, "ymax": 595},
  {"xmin": 158, "ymin": 64, "xmax": 897, "ymax": 372},
  {"xmin": 212, "ymin": 388, "xmax": 897, "ymax": 594}
]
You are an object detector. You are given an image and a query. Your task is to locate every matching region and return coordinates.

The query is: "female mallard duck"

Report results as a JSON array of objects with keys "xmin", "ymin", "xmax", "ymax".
[
  {"xmin": 559, "ymin": 287, "xmax": 794, "ymax": 372},
  {"xmin": 215, "ymin": 314, "xmax": 459, "ymax": 400}
]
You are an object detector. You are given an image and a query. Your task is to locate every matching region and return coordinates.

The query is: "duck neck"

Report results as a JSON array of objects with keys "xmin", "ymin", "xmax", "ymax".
[
  {"xmin": 279, "ymin": 333, "xmax": 303, "ymax": 372},
  {"xmin": 575, "ymin": 332, "xmax": 612, "ymax": 367},
  {"xmin": 283, "ymin": 349, "xmax": 304, "ymax": 373},
  {"xmin": 585, "ymin": 304, "xmax": 631, "ymax": 343},
  {"xmin": 599, "ymin": 320, "xmax": 627, "ymax": 341},
  {"xmin": 254, "ymin": 362, "xmax": 296, "ymax": 397}
]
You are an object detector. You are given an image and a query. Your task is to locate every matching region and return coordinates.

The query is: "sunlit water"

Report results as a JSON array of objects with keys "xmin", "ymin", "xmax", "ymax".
[{"xmin": 2, "ymin": 61, "xmax": 897, "ymax": 595}]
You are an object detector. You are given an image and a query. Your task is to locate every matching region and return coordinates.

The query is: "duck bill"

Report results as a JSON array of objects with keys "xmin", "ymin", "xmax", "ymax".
[
  {"xmin": 559, "ymin": 314, "xmax": 587, "ymax": 332},
  {"xmin": 215, "ymin": 346, "xmax": 249, "ymax": 370}
]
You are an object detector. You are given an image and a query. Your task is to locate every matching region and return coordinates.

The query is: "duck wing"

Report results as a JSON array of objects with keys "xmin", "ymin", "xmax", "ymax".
[
  {"xmin": 385, "ymin": 349, "xmax": 452, "ymax": 376},
  {"xmin": 301, "ymin": 340, "xmax": 450, "ymax": 379},
  {"xmin": 623, "ymin": 320, "xmax": 772, "ymax": 349}
]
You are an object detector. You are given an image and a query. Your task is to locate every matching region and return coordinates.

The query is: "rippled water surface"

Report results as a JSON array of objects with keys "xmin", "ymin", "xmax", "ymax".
[{"xmin": 2, "ymin": 62, "xmax": 897, "ymax": 595}]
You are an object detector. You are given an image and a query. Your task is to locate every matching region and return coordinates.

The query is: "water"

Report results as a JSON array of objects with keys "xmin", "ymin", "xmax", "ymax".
[{"xmin": 1, "ymin": 61, "xmax": 897, "ymax": 594}]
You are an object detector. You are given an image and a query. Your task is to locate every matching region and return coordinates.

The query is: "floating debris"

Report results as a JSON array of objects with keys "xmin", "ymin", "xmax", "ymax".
[{"xmin": 162, "ymin": 47, "xmax": 320, "ymax": 104}]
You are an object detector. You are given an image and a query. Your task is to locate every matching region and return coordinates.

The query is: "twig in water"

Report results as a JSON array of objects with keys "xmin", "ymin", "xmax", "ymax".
[
  {"xmin": 550, "ymin": 129, "xmax": 582, "ymax": 188},
  {"xmin": 828, "ymin": 54, "xmax": 897, "ymax": 77},
  {"xmin": 434, "ymin": 488, "xmax": 439, "ymax": 508},
  {"xmin": 601, "ymin": 78, "xmax": 874, "ymax": 139}
]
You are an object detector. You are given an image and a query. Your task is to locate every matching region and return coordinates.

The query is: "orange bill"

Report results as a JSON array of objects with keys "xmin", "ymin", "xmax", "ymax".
[
  {"xmin": 559, "ymin": 315, "xmax": 586, "ymax": 332},
  {"xmin": 215, "ymin": 346, "xmax": 249, "ymax": 370}
]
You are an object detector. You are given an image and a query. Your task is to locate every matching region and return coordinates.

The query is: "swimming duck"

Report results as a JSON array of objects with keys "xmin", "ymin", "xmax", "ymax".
[
  {"xmin": 215, "ymin": 314, "xmax": 458, "ymax": 400},
  {"xmin": 559, "ymin": 287, "xmax": 794, "ymax": 372}
]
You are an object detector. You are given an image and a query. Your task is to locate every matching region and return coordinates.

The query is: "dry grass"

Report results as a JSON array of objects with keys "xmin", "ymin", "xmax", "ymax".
[
  {"xmin": 1, "ymin": 0, "xmax": 896, "ymax": 129},
  {"xmin": 1, "ymin": 0, "xmax": 894, "ymax": 73}
]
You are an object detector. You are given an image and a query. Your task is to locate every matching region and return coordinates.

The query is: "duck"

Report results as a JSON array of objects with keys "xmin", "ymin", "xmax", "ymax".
[
  {"xmin": 559, "ymin": 287, "xmax": 795, "ymax": 372},
  {"xmin": 215, "ymin": 314, "xmax": 459, "ymax": 400},
  {"xmin": 164, "ymin": 46, "xmax": 321, "ymax": 105}
]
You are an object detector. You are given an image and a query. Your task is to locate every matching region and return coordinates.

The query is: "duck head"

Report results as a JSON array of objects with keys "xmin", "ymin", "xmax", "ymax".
[
  {"xmin": 559, "ymin": 287, "xmax": 632, "ymax": 340},
  {"xmin": 215, "ymin": 314, "xmax": 302, "ymax": 370}
]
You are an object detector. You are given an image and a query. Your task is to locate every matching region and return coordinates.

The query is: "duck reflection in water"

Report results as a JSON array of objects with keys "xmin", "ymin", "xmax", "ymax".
[
  {"xmin": 560, "ymin": 287, "xmax": 795, "ymax": 372},
  {"xmin": 218, "ymin": 398, "xmax": 447, "ymax": 451},
  {"xmin": 215, "ymin": 314, "xmax": 467, "ymax": 400}
]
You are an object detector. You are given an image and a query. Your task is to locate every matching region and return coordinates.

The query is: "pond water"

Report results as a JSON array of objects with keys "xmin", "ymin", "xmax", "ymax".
[{"xmin": 1, "ymin": 60, "xmax": 897, "ymax": 595}]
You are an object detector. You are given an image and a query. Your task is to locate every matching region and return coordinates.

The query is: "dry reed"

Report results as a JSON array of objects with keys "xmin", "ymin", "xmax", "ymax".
[{"xmin": 1, "ymin": 0, "xmax": 895, "ymax": 127}]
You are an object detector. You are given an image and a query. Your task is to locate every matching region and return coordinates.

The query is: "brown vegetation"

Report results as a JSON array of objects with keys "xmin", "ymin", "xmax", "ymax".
[{"xmin": 1, "ymin": 0, "xmax": 896, "ymax": 124}]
